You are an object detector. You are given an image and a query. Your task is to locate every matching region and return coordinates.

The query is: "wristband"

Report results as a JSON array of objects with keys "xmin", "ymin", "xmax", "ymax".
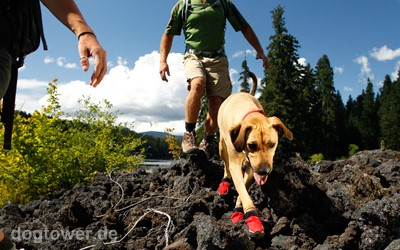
[{"xmin": 77, "ymin": 31, "xmax": 96, "ymax": 41}]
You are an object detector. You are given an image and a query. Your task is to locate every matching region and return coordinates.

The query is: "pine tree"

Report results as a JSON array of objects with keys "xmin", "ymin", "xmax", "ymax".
[
  {"xmin": 259, "ymin": 5, "xmax": 306, "ymax": 158},
  {"xmin": 379, "ymin": 74, "xmax": 400, "ymax": 150},
  {"xmin": 314, "ymin": 55, "xmax": 343, "ymax": 159},
  {"xmin": 345, "ymin": 95, "xmax": 362, "ymax": 149},
  {"xmin": 359, "ymin": 79, "xmax": 380, "ymax": 149},
  {"xmin": 238, "ymin": 59, "xmax": 251, "ymax": 93}
]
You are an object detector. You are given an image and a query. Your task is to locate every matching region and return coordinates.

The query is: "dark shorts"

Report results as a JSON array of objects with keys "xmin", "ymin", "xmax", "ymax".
[{"xmin": 0, "ymin": 15, "xmax": 12, "ymax": 99}]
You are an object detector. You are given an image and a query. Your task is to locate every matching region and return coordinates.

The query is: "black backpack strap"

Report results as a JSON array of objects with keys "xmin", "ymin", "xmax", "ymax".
[
  {"xmin": 181, "ymin": 0, "xmax": 190, "ymax": 26},
  {"xmin": 219, "ymin": 0, "xmax": 227, "ymax": 18},
  {"xmin": 2, "ymin": 61, "xmax": 18, "ymax": 150},
  {"xmin": 35, "ymin": 0, "xmax": 48, "ymax": 51}
]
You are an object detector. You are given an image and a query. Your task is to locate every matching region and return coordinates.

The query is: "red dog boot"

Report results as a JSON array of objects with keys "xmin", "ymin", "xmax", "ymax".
[
  {"xmin": 244, "ymin": 210, "xmax": 265, "ymax": 238},
  {"xmin": 231, "ymin": 207, "xmax": 244, "ymax": 223},
  {"xmin": 217, "ymin": 177, "xmax": 231, "ymax": 195}
]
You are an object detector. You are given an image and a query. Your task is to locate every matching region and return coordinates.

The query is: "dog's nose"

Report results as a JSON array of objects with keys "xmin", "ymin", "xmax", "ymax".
[{"xmin": 257, "ymin": 168, "xmax": 271, "ymax": 176}]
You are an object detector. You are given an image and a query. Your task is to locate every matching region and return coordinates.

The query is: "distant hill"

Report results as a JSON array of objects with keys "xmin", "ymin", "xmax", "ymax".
[{"xmin": 141, "ymin": 131, "xmax": 182, "ymax": 140}]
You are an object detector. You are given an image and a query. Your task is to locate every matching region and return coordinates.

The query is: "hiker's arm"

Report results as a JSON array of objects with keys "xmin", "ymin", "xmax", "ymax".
[
  {"xmin": 40, "ymin": 0, "xmax": 107, "ymax": 87},
  {"xmin": 241, "ymin": 25, "xmax": 269, "ymax": 69},
  {"xmin": 40, "ymin": 0, "xmax": 91, "ymax": 36},
  {"xmin": 159, "ymin": 33, "xmax": 174, "ymax": 82}
]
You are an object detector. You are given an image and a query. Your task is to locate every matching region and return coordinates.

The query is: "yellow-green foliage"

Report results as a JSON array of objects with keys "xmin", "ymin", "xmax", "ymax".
[
  {"xmin": 0, "ymin": 80, "xmax": 146, "ymax": 206},
  {"xmin": 348, "ymin": 144, "xmax": 359, "ymax": 157},
  {"xmin": 164, "ymin": 128, "xmax": 182, "ymax": 160},
  {"xmin": 308, "ymin": 153, "xmax": 324, "ymax": 163}
]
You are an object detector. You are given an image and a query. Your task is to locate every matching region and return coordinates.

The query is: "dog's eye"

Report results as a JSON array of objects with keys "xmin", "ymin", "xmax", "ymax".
[
  {"xmin": 267, "ymin": 142, "xmax": 276, "ymax": 148},
  {"xmin": 248, "ymin": 143, "xmax": 258, "ymax": 151}
]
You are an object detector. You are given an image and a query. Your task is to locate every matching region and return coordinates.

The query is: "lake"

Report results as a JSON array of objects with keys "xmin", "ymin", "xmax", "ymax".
[{"xmin": 139, "ymin": 159, "xmax": 172, "ymax": 172}]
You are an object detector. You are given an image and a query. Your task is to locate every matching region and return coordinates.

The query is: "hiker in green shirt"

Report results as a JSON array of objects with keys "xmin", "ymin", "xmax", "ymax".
[{"xmin": 159, "ymin": 0, "xmax": 268, "ymax": 158}]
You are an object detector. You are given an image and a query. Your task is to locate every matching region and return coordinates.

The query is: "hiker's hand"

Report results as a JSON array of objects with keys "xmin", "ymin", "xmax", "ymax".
[
  {"xmin": 256, "ymin": 52, "xmax": 269, "ymax": 70},
  {"xmin": 159, "ymin": 62, "xmax": 170, "ymax": 82},
  {"xmin": 78, "ymin": 34, "xmax": 107, "ymax": 87}
]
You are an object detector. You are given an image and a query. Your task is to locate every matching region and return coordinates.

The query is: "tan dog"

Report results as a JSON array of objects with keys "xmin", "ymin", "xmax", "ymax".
[{"xmin": 217, "ymin": 72, "xmax": 293, "ymax": 237}]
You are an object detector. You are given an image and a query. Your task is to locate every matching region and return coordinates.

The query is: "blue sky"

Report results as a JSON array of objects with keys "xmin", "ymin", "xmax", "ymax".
[{"xmin": 16, "ymin": 0, "xmax": 400, "ymax": 134}]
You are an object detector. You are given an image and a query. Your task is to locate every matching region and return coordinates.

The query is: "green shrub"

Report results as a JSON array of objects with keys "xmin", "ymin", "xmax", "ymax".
[
  {"xmin": 308, "ymin": 153, "xmax": 324, "ymax": 163},
  {"xmin": 0, "ymin": 80, "xmax": 145, "ymax": 206},
  {"xmin": 348, "ymin": 144, "xmax": 359, "ymax": 157}
]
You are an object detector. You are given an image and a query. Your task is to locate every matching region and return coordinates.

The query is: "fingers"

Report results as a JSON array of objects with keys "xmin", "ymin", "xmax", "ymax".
[
  {"xmin": 256, "ymin": 53, "xmax": 269, "ymax": 69},
  {"xmin": 78, "ymin": 36, "xmax": 107, "ymax": 87},
  {"xmin": 160, "ymin": 70, "xmax": 170, "ymax": 82},
  {"xmin": 159, "ymin": 63, "xmax": 170, "ymax": 82},
  {"xmin": 80, "ymin": 56, "xmax": 89, "ymax": 71},
  {"xmin": 89, "ymin": 48, "xmax": 107, "ymax": 87}
]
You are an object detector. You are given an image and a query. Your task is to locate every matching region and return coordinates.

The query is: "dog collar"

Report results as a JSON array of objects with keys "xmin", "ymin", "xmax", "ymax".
[{"xmin": 242, "ymin": 109, "xmax": 266, "ymax": 121}]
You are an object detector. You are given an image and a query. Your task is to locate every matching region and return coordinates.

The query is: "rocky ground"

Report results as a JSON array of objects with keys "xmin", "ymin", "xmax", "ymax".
[{"xmin": 1, "ymin": 149, "xmax": 400, "ymax": 250}]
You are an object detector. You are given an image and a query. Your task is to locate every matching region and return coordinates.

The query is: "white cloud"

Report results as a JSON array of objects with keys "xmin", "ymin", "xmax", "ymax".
[
  {"xmin": 44, "ymin": 56, "xmax": 77, "ymax": 69},
  {"xmin": 354, "ymin": 56, "xmax": 374, "ymax": 82},
  {"xmin": 370, "ymin": 45, "xmax": 400, "ymax": 61},
  {"xmin": 44, "ymin": 56, "xmax": 54, "ymax": 64},
  {"xmin": 117, "ymin": 56, "xmax": 128, "ymax": 66},
  {"xmin": 232, "ymin": 49, "xmax": 256, "ymax": 59},
  {"xmin": 56, "ymin": 57, "xmax": 66, "ymax": 67},
  {"xmin": 15, "ymin": 79, "xmax": 50, "ymax": 112},
  {"xmin": 17, "ymin": 51, "xmax": 188, "ymax": 135},
  {"xmin": 344, "ymin": 86, "xmax": 353, "ymax": 92},
  {"xmin": 392, "ymin": 61, "xmax": 400, "ymax": 81},
  {"xmin": 64, "ymin": 63, "xmax": 77, "ymax": 69},
  {"xmin": 298, "ymin": 58, "xmax": 307, "ymax": 66},
  {"xmin": 334, "ymin": 66, "xmax": 344, "ymax": 74}
]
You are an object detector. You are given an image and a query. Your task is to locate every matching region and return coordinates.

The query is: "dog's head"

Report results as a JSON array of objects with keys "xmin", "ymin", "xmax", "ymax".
[{"xmin": 229, "ymin": 116, "xmax": 293, "ymax": 186}]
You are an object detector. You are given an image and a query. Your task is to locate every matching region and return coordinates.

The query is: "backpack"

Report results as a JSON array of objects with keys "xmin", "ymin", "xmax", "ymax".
[
  {"xmin": 181, "ymin": 0, "xmax": 227, "ymax": 26},
  {"xmin": 1, "ymin": 0, "xmax": 48, "ymax": 149},
  {"xmin": 8, "ymin": 0, "xmax": 48, "ymax": 66}
]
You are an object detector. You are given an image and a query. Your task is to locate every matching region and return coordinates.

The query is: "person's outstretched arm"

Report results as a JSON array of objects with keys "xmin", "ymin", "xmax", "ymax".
[
  {"xmin": 241, "ymin": 25, "xmax": 269, "ymax": 69},
  {"xmin": 40, "ymin": 0, "xmax": 107, "ymax": 87},
  {"xmin": 159, "ymin": 33, "xmax": 174, "ymax": 82}
]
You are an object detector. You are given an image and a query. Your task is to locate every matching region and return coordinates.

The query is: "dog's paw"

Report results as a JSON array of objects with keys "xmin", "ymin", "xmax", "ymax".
[
  {"xmin": 245, "ymin": 211, "xmax": 265, "ymax": 238},
  {"xmin": 217, "ymin": 178, "xmax": 231, "ymax": 195},
  {"xmin": 231, "ymin": 207, "xmax": 244, "ymax": 223}
]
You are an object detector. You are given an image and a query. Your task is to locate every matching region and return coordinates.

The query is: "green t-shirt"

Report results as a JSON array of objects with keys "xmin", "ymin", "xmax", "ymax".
[{"xmin": 165, "ymin": 0, "xmax": 249, "ymax": 51}]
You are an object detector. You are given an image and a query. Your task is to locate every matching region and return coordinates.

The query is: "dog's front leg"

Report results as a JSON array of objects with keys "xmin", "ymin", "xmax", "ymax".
[
  {"xmin": 229, "ymin": 160, "xmax": 256, "ymax": 214},
  {"xmin": 234, "ymin": 163, "xmax": 254, "ymax": 209},
  {"xmin": 230, "ymin": 158, "xmax": 264, "ymax": 237}
]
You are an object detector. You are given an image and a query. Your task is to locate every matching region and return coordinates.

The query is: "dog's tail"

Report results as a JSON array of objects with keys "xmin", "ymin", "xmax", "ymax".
[{"xmin": 248, "ymin": 72, "xmax": 257, "ymax": 96}]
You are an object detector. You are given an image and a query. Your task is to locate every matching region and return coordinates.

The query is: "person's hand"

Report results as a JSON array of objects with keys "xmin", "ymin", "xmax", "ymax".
[
  {"xmin": 159, "ymin": 61, "xmax": 170, "ymax": 82},
  {"xmin": 256, "ymin": 52, "xmax": 269, "ymax": 70},
  {"xmin": 78, "ymin": 34, "xmax": 107, "ymax": 87}
]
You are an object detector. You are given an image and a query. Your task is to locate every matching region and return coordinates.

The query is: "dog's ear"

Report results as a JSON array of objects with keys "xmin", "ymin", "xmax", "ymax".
[
  {"xmin": 269, "ymin": 117, "xmax": 293, "ymax": 140},
  {"xmin": 229, "ymin": 122, "xmax": 252, "ymax": 152}
]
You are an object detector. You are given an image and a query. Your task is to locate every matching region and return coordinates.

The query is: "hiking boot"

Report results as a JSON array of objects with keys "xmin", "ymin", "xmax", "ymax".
[
  {"xmin": 199, "ymin": 139, "xmax": 211, "ymax": 159},
  {"xmin": 181, "ymin": 131, "xmax": 198, "ymax": 154}
]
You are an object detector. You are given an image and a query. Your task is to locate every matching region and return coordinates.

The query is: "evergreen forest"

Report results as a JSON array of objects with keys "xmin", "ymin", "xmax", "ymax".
[{"xmin": 236, "ymin": 6, "xmax": 400, "ymax": 160}]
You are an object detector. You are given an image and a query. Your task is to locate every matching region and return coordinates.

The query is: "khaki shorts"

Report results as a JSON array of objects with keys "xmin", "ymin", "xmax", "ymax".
[{"xmin": 183, "ymin": 54, "xmax": 232, "ymax": 99}]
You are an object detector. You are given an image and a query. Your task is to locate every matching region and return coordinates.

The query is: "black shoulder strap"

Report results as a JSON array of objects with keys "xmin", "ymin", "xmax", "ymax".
[
  {"xmin": 35, "ymin": 0, "xmax": 48, "ymax": 52},
  {"xmin": 220, "ymin": 0, "xmax": 227, "ymax": 17},
  {"xmin": 181, "ymin": 0, "xmax": 190, "ymax": 26},
  {"xmin": 182, "ymin": 0, "xmax": 227, "ymax": 26},
  {"xmin": 2, "ymin": 63, "xmax": 18, "ymax": 149}
]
